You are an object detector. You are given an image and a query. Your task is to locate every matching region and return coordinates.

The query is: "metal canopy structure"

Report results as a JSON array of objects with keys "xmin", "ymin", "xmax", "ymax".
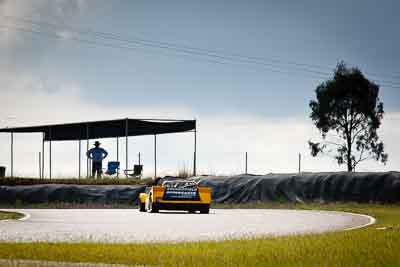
[{"xmin": 0, "ymin": 118, "xmax": 197, "ymax": 179}]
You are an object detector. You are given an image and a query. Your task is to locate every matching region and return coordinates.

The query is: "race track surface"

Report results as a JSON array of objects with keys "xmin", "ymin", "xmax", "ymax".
[{"xmin": 0, "ymin": 209, "xmax": 374, "ymax": 243}]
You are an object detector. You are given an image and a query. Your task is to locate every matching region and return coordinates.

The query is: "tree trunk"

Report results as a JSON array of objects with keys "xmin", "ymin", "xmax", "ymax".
[
  {"xmin": 347, "ymin": 158, "xmax": 352, "ymax": 171},
  {"xmin": 346, "ymin": 125, "xmax": 353, "ymax": 172},
  {"xmin": 347, "ymin": 138, "xmax": 353, "ymax": 171}
]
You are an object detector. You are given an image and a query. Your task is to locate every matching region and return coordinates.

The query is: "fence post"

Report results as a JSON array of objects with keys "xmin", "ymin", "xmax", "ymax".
[
  {"xmin": 245, "ymin": 152, "xmax": 248, "ymax": 174},
  {"xmin": 39, "ymin": 152, "xmax": 42, "ymax": 178},
  {"xmin": 298, "ymin": 153, "xmax": 301, "ymax": 173}
]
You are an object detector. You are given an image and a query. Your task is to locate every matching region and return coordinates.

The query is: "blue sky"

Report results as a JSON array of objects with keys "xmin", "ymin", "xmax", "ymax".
[{"xmin": 0, "ymin": 0, "xmax": 399, "ymax": 176}]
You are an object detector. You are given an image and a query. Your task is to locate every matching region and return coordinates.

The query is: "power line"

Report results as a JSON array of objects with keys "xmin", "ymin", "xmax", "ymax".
[
  {"xmin": 6, "ymin": 15, "xmax": 400, "ymax": 81},
  {"xmin": 0, "ymin": 24, "xmax": 331, "ymax": 80},
  {"xmin": 3, "ymin": 16, "xmax": 334, "ymax": 78},
  {"xmin": 0, "ymin": 24, "xmax": 231, "ymax": 67},
  {"xmin": 4, "ymin": 15, "xmax": 335, "ymax": 72},
  {"xmin": 1, "ymin": 17, "xmax": 400, "ymax": 88},
  {"xmin": 3, "ymin": 23, "xmax": 399, "ymax": 89}
]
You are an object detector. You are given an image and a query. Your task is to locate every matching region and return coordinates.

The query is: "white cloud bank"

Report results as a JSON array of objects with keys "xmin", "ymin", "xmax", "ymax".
[{"xmin": 1, "ymin": 72, "xmax": 399, "ymax": 178}]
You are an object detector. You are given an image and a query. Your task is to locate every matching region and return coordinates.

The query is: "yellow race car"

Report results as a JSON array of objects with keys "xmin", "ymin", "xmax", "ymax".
[{"xmin": 138, "ymin": 180, "xmax": 212, "ymax": 213}]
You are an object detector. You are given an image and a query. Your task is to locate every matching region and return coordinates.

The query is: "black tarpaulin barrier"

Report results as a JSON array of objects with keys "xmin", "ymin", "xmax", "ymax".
[
  {"xmin": 0, "ymin": 118, "xmax": 196, "ymax": 141},
  {"xmin": 192, "ymin": 172, "xmax": 400, "ymax": 203},
  {"xmin": 0, "ymin": 172, "xmax": 399, "ymax": 205},
  {"xmin": 0, "ymin": 184, "xmax": 146, "ymax": 205}
]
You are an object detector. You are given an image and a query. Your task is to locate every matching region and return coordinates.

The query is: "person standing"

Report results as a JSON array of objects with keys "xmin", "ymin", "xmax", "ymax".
[{"xmin": 86, "ymin": 141, "xmax": 108, "ymax": 178}]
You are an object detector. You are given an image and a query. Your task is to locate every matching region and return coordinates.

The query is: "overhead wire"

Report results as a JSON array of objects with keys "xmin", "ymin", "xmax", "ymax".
[
  {"xmin": 3, "ymin": 15, "xmax": 335, "ymax": 73},
  {"xmin": 5, "ymin": 15, "xmax": 400, "ymax": 81},
  {"xmin": 1, "ymin": 24, "xmax": 333, "ymax": 81},
  {"xmin": 0, "ymin": 25, "xmax": 335, "ymax": 81},
  {"xmin": 1, "ymin": 15, "xmax": 400, "ymax": 88},
  {"xmin": 2, "ymin": 16, "xmax": 334, "ymax": 78}
]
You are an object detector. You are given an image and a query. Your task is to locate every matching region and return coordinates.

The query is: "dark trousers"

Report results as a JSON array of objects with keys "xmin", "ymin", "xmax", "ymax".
[{"xmin": 92, "ymin": 161, "xmax": 103, "ymax": 178}]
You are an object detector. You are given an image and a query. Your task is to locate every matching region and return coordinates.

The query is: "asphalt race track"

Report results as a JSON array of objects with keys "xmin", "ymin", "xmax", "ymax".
[{"xmin": 0, "ymin": 209, "xmax": 374, "ymax": 243}]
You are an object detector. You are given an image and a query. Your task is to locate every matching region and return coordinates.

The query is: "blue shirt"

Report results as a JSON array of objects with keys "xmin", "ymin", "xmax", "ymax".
[{"xmin": 87, "ymin": 147, "xmax": 108, "ymax": 162}]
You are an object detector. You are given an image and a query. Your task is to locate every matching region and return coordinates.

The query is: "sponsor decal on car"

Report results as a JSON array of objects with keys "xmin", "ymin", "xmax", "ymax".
[{"xmin": 163, "ymin": 187, "xmax": 200, "ymax": 201}]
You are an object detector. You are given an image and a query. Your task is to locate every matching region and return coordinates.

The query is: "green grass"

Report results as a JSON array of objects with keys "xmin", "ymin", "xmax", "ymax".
[
  {"xmin": 0, "ymin": 203, "xmax": 399, "ymax": 266},
  {"xmin": 0, "ymin": 211, "xmax": 24, "ymax": 220}
]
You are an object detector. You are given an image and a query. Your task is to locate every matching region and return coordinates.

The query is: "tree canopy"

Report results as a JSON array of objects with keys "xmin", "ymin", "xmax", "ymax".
[{"xmin": 309, "ymin": 62, "xmax": 388, "ymax": 171}]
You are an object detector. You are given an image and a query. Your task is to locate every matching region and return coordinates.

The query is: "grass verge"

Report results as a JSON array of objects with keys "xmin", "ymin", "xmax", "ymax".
[
  {"xmin": 0, "ymin": 211, "xmax": 24, "ymax": 220},
  {"xmin": 0, "ymin": 203, "xmax": 399, "ymax": 266}
]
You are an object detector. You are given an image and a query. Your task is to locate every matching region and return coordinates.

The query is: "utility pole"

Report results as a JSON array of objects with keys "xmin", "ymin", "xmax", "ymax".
[
  {"xmin": 298, "ymin": 153, "xmax": 301, "ymax": 173},
  {"xmin": 10, "ymin": 132, "xmax": 13, "ymax": 178},
  {"xmin": 245, "ymin": 152, "xmax": 248, "ymax": 174},
  {"xmin": 154, "ymin": 134, "xmax": 157, "ymax": 179},
  {"xmin": 39, "ymin": 152, "xmax": 42, "ymax": 178}
]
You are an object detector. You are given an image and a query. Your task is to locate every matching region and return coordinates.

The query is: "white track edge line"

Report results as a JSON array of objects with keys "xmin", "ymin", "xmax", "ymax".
[
  {"xmin": 341, "ymin": 212, "xmax": 376, "ymax": 231},
  {"xmin": 249, "ymin": 209, "xmax": 377, "ymax": 232},
  {"xmin": 309, "ymin": 209, "xmax": 376, "ymax": 231},
  {"xmin": 18, "ymin": 211, "xmax": 31, "ymax": 221}
]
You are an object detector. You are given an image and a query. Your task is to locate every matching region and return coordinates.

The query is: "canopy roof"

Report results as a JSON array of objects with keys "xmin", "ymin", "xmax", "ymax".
[{"xmin": 0, "ymin": 118, "xmax": 196, "ymax": 141}]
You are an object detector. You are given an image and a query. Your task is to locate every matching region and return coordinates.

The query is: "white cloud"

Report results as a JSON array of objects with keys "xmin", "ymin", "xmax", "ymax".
[
  {"xmin": 0, "ymin": 0, "xmax": 88, "ymax": 46},
  {"xmin": 54, "ymin": 0, "xmax": 88, "ymax": 17},
  {"xmin": 0, "ymin": 0, "xmax": 31, "ymax": 45},
  {"xmin": 55, "ymin": 30, "xmax": 74, "ymax": 40},
  {"xmin": 1, "ymin": 72, "xmax": 399, "ymax": 178}
]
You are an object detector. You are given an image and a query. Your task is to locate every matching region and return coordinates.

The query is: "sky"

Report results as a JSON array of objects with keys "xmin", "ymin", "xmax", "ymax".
[{"xmin": 0, "ymin": 0, "xmax": 399, "ymax": 177}]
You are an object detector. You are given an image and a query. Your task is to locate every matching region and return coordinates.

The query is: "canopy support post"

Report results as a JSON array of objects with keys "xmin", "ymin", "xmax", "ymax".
[
  {"xmin": 10, "ymin": 132, "xmax": 13, "ymax": 178},
  {"xmin": 39, "ymin": 152, "xmax": 41, "ymax": 179},
  {"xmin": 86, "ymin": 124, "xmax": 89, "ymax": 178},
  {"xmin": 78, "ymin": 140, "xmax": 81, "ymax": 180},
  {"xmin": 42, "ymin": 132, "xmax": 45, "ymax": 179},
  {"xmin": 125, "ymin": 118, "xmax": 129, "ymax": 173},
  {"xmin": 298, "ymin": 153, "xmax": 301, "ymax": 173},
  {"xmin": 49, "ymin": 127, "xmax": 52, "ymax": 180},
  {"xmin": 117, "ymin": 137, "xmax": 119, "ymax": 178},
  {"xmin": 193, "ymin": 127, "xmax": 197, "ymax": 177},
  {"xmin": 154, "ymin": 134, "xmax": 157, "ymax": 179},
  {"xmin": 245, "ymin": 152, "xmax": 248, "ymax": 174}
]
